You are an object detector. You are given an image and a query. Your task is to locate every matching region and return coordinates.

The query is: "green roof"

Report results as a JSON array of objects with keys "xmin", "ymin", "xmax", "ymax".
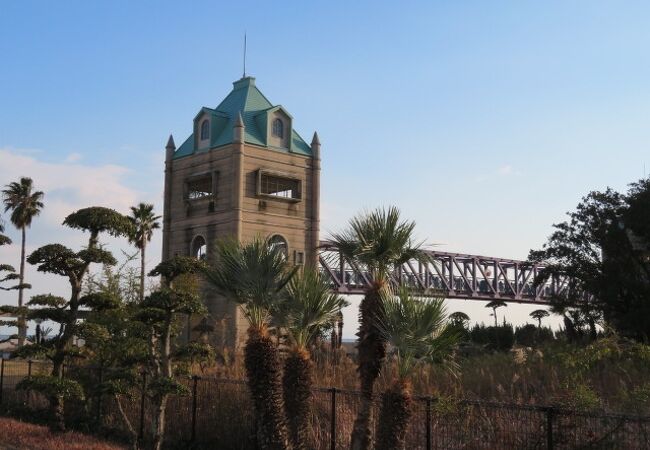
[{"xmin": 173, "ymin": 77, "xmax": 312, "ymax": 159}]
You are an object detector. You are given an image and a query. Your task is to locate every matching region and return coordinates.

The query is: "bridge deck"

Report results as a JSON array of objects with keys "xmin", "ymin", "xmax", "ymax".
[{"xmin": 319, "ymin": 245, "xmax": 581, "ymax": 305}]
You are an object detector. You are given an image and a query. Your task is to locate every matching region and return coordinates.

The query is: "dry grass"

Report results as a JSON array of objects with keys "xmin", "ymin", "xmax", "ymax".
[
  {"xmin": 204, "ymin": 338, "xmax": 650, "ymax": 414},
  {"xmin": 0, "ymin": 417, "xmax": 126, "ymax": 450}
]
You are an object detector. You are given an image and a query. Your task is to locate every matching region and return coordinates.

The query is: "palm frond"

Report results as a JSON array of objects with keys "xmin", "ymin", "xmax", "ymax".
[
  {"xmin": 2, "ymin": 177, "xmax": 44, "ymax": 229},
  {"xmin": 202, "ymin": 237, "xmax": 297, "ymax": 331},
  {"xmin": 324, "ymin": 206, "xmax": 425, "ymax": 282},
  {"xmin": 377, "ymin": 288, "xmax": 459, "ymax": 379},
  {"xmin": 278, "ymin": 269, "xmax": 347, "ymax": 350},
  {"xmin": 127, "ymin": 203, "xmax": 161, "ymax": 247}
]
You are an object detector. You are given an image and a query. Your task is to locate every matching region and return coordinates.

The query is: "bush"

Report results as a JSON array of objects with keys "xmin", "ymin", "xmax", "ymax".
[
  {"xmin": 469, "ymin": 324, "xmax": 514, "ymax": 352},
  {"xmin": 515, "ymin": 324, "xmax": 554, "ymax": 347}
]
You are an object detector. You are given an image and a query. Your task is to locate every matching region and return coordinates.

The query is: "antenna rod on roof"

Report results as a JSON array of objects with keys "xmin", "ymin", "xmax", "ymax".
[{"xmin": 243, "ymin": 32, "xmax": 247, "ymax": 78}]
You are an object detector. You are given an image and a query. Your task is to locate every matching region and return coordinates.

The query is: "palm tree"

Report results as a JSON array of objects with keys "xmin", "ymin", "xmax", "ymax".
[
  {"xmin": 203, "ymin": 237, "xmax": 297, "ymax": 450},
  {"xmin": 128, "ymin": 203, "xmax": 161, "ymax": 301},
  {"xmin": 323, "ymin": 206, "xmax": 425, "ymax": 450},
  {"xmin": 278, "ymin": 270, "xmax": 347, "ymax": 449},
  {"xmin": 2, "ymin": 177, "xmax": 44, "ymax": 345},
  {"xmin": 485, "ymin": 300, "xmax": 507, "ymax": 326},
  {"xmin": 530, "ymin": 309, "xmax": 550, "ymax": 328},
  {"xmin": 375, "ymin": 290, "xmax": 459, "ymax": 450}
]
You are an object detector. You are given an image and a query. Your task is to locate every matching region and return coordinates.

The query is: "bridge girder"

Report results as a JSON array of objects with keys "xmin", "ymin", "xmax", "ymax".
[{"xmin": 318, "ymin": 245, "xmax": 587, "ymax": 305}]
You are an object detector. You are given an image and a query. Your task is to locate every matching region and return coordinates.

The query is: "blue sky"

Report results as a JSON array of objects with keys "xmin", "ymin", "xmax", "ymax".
[{"xmin": 1, "ymin": 1, "xmax": 649, "ymax": 336}]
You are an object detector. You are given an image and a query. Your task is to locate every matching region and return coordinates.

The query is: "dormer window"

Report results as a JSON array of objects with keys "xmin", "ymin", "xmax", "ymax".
[
  {"xmin": 272, "ymin": 118, "xmax": 284, "ymax": 138},
  {"xmin": 200, "ymin": 119, "xmax": 210, "ymax": 141}
]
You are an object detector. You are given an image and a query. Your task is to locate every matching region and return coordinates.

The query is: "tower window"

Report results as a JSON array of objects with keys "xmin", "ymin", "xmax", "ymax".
[
  {"xmin": 272, "ymin": 118, "xmax": 284, "ymax": 138},
  {"xmin": 268, "ymin": 234, "xmax": 288, "ymax": 260},
  {"xmin": 200, "ymin": 119, "xmax": 210, "ymax": 141},
  {"xmin": 258, "ymin": 171, "xmax": 301, "ymax": 201},
  {"xmin": 186, "ymin": 176, "xmax": 213, "ymax": 200}
]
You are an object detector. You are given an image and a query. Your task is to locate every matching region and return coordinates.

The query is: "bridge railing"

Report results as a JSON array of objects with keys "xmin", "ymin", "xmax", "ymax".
[{"xmin": 318, "ymin": 245, "xmax": 588, "ymax": 305}]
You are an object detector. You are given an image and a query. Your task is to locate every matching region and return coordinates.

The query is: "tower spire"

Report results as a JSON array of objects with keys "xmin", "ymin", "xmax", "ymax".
[{"xmin": 243, "ymin": 32, "xmax": 247, "ymax": 78}]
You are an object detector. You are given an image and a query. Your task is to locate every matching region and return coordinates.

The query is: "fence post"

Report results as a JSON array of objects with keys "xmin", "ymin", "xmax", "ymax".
[
  {"xmin": 0, "ymin": 358, "xmax": 4, "ymax": 404},
  {"xmin": 546, "ymin": 407, "xmax": 554, "ymax": 450},
  {"xmin": 330, "ymin": 387, "xmax": 337, "ymax": 450},
  {"xmin": 139, "ymin": 371, "xmax": 147, "ymax": 441},
  {"xmin": 27, "ymin": 359, "xmax": 32, "ymax": 377},
  {"xmin": 96, "ymin": 366, "xmax": 104, "ymax": 423},
  {"xmin": 426, "ymin": 397, "xmax": 432, "ymax": 450},
  {"xmin": 191, "ymin": 375, "xmax": 199, "ymax": 443}
]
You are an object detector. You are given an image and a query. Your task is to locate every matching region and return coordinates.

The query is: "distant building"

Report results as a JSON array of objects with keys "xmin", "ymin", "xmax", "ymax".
[{"xmin": 162, "ymin": 76, "xmax": 320, "ymax": 350}]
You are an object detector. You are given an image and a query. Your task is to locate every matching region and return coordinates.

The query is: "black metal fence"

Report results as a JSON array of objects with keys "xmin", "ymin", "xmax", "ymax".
[{"xmin": 1, "ymin": 358, "xmax": 650, "ymax": 449}]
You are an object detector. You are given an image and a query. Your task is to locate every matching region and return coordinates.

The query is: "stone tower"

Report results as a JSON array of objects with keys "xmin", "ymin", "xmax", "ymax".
[{"xmin": 162, "ymin": 76, "xmax": 320, "ymax": 349}]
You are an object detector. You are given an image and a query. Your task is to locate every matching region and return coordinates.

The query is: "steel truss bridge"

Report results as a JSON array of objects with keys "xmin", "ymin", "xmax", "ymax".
[{"xmin": 318, "ymin": 244, "xmax": 583, "ymax": 305}]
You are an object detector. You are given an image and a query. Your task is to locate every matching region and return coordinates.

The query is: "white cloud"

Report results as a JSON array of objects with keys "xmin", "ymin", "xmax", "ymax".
[{"xmin": 0, "ymin": 148, "xmax": 140, "ymax": 226}]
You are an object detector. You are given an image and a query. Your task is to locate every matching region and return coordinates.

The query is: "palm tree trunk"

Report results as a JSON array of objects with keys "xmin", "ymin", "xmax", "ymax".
[
  {"xmin": 493, "ymin": 308, "xmax": 498, "ymax": 327},
  {"xmin": 245, "ymin": 327, "xmax": 290, "ymax": 450},
  {"xmin": 17, "ymin": 226, "xmax": 26, "ymax": 346},
  {"xmin": 374, "ymin": 379, "xmax": 412, "ymax": 450},
  {"xmin": 350, "ymin": 285, "xmax": 387, "ymax": 450},
  {"xmin": 283, "ymin": 350, "xmax": 312, "ymax": 450},
  {"xmin": 140, "ymin": 241, "xmax": 146, "ymax": 302}
]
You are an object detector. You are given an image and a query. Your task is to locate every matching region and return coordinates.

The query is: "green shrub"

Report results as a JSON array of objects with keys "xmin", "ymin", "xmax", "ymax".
[
  {"xmin": 515, "ymin": 324, "xmax": 554, "ymax": 347},
  {"xmin": 469, "ymin": 324, "xmax": 514, "ymax": 352}
]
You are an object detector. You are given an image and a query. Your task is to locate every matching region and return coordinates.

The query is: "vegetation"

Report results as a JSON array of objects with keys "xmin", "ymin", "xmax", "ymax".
[
  {"xmin": 530, "ymin": 309, "xmax": 550, "ymax": 328},
  {"xmin": 0, "ymin": 214, "xmax": 19, "ymax": 298},
  {"xmin": 2, "ymin": 177, "xmax": 44, "ymax": 345},
  {"xmin": 468, "ymin": 323, "xmax": 515, "ymax": 352},
  {"xmin": 449, "ymin": 311, "xmax": 470, "ymax": 327},
  {"xmin": 278, "ymin": 270, "xmax": 346, "ymax": 449},
  {"xmin": 1, "ymin": 206, "xmax": 132, "ymax": 431},
  {"xmin": 135, "ymin": 256, "xmax": 213, "ymax": 450},
  {"xmin": 0, "ymin": 417, "xmax": 126, "ymax": 450},
  {"xmin": 203, "ymin": 237, "xmax": 297, "ymax": 450},
  {"xmin": 323, "ymin": 206, "xmax": 425, "ymax": 450},
  {"xmin": 127, "ymin": 203, "xmax": 161, "ymax": 302},
  {"xmin": 374, "ymin": 290, "xmax": 459, "ymax": 450},
  {"xmin": 485, "ymin": 300, "xmax": 507, "ymax": 327},
  {"xmin": 529, "ymin": 178, "xmax": 650, "ymax": 341},
  {"xmin": 0, "ymin": 214, "xmax": 11, "ymax": 246}
]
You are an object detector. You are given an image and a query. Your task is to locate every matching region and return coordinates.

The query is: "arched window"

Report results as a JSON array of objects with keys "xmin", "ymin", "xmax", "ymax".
[
  {"xmin": 191, "ymin": 235, "xmax": 207, "ymax": 260},
  {"xmin": 200, "ymin": 119, "xmax": 210, "ymax": 141},
  {"xmin": 268, "ymin": 234, "xmax": 288, "ymax": 260},
  {"xmin": 272, "ymin": 118, "xmax": 284, "ymax": 138}
]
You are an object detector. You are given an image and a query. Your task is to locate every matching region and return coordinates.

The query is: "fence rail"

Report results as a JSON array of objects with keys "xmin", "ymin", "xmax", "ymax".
[{"xmin": 1, "ymin": 359, "xmax": 649, "ymax": 449}]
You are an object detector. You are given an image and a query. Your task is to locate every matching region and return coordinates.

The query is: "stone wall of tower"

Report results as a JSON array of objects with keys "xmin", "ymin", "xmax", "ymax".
[{"xmin": 163, "ymin": 138, "xmax": 319, "ymax": 351}]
